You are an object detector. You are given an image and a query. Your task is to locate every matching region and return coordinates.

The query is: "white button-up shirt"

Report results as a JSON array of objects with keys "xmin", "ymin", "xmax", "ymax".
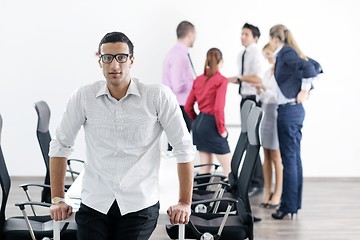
[
  {"xmin": 238, "ymin": 43, "xmax": 265, "ymax": 96},
  {"xmin": 49, "ymin": 78, "xmax": 195, "ymax": 215}
]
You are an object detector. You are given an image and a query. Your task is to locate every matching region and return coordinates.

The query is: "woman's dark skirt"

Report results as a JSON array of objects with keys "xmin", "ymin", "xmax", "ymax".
[{"xmin": 192, "ymin": 112, "xmax": 230, "ymax": 154}]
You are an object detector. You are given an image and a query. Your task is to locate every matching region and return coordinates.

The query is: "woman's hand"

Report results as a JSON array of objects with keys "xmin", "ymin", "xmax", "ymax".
[
  {"xmin": 220, "ymin": 131, "xmax": 228, "ymax": 138},
  {"xmin": 296, "ymin": 90, "xmax": 309, "ymax": 103}
]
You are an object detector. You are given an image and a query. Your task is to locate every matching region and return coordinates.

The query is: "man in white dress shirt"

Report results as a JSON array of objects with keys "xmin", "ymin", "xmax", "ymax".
[
  {"xmin": 229, "ymin": 23, "xmax": 264, "ymax": 198},
  {"xmin": 49, "ymin": 32, "xmax": 194, "ymax": 240}
]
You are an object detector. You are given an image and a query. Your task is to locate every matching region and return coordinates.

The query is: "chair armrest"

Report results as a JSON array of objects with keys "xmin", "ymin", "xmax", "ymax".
[
  {"xmin": 193, "ymin": 163, "xmax": 220, "ymax": 170},
  {"xmin": 19, "ymin": 183, "xmax": 68, "ymax": 191},
  {"xmin": 66, "ymin": 169, "xmax": 80, "ymax": 176},
  {"xmin": 194, "ymin": 174, "xmax": 227, "ymax": 180},
  {"xmin": 19, "ymin": 183, "xmax": 51, "ymax": 191},
  {"xmin": 15, "ymin": 201, "xmax": 51, "ymax": 210},
  {"xmin": 193, "ymin": 181, "xmax": 230, "ymax": 189},
  {"xmin": 67, "ymin": 158, "xmax": 84, "ymax": 165},
  {"xmin": 192, "ymin": 197, "xmax": 238, "ymax": 206}
]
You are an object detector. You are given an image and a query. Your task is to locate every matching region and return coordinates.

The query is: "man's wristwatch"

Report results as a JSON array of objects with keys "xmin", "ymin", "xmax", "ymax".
[{"xmin": 51, "ymin": 197, "xmax": 65, "ymax": 204}]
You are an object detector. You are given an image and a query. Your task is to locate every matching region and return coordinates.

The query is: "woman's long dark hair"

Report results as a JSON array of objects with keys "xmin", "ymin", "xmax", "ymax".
[{"xmin": 203, "ymin": 48, "xmax": 223, "ymax": 81}]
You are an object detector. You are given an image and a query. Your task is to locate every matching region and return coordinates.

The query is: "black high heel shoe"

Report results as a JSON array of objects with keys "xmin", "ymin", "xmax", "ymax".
[
  {"xmin": 259, "ymin": 193, "xmax": 273, "ymax": 208},
  {"xmin": 271, "ymin": 210, "xmax": 295, "ymax": 220},
  {"xmin": 266, "ymin": 203, "xmax": 280, "ymax": 209}
]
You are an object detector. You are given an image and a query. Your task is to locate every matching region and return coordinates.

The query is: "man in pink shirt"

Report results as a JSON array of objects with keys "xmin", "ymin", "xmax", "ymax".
[{"xmin": 163, "ymin": 20, "xmax": 197, "ymax": 151}]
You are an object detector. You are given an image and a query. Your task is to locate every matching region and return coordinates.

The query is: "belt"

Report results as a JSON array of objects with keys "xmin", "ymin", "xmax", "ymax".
[
  {"xmin": 278, "ymin": 101, "xmax": 298, "ymax": 107},
  {"xmin": 242, "ymin": 94, "xmax": 256, "ymax": 99}
]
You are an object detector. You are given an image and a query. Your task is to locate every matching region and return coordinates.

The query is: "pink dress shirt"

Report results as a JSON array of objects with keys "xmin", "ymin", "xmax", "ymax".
[{"xmin": 162, "ymin": 42, "xmax": 194, "ymax": 105}]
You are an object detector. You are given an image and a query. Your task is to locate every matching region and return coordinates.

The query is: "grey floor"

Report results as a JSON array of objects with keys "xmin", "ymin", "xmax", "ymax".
[{"xmin": 5, "ymin": 176, "xmax": 360, "ymax": 240}]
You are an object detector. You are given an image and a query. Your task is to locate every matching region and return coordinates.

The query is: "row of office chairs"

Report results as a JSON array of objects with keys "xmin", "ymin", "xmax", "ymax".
[
  {"xmin": 1, "ymin": 100, "xmax": 263, "ymax": 239},
  {"xmin": 34, "ymin": 100, "xmax": 83, "ymax": 204},
  {"xmin": 0, "ymin": 100, "xmax": 82, "ymax": 239},
  {"xmin": 166, "ymin": 100, "xmax": 264, "ymax": 240},
  {"xmin": 0, "ymin": 113, "xmax": 78, "ymax": 239}
]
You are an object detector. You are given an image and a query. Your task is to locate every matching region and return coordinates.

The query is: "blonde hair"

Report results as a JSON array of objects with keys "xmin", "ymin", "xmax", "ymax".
[
  {"xmin": 263, "ymin": 43, "xmax": 273, "ymax": 52},
  {"xmin": 269, "ymin": 24, "xmax": 308, "ymax": 61}
]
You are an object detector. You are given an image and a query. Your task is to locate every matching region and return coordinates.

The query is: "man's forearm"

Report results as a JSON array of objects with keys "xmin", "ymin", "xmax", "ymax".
[
  {"xmin": 240, "ymin": 74, "xmax": 262, "ymax": 84},
  {"xmin": 177, "ymin": 161, "xmax": 194, "ymax": 205},
  {"xmin": 50, "ymin": 157, "xmax": 67, "ymax": 199}
]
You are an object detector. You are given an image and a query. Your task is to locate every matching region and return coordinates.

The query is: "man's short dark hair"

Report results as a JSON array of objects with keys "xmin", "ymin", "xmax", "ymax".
[
  {"xmin": 243, "ymin": 23, "xmax": 261, "ymax": 39},
  {"xmin": 176, "ymin": 21, "xmax": 195, "ymax": 39},
  {"xmin": 98, "ymin": 32, "xmax": 134, "ymax": 56}
]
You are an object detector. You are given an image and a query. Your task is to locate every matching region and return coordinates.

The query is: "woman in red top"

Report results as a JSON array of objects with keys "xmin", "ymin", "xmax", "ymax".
[{"xmin": 185, "ymin": 48, "xmax": 231, "ymax": 178}]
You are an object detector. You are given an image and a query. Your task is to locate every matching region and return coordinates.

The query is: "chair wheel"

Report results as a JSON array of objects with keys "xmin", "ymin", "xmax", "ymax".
[
  {"xmin": 195, "ymin": 204, "xmax": 207, "ymax": 213},
  {"xmin": 200, "ymin": 232, "xmax": 214, "ymax": 240}
]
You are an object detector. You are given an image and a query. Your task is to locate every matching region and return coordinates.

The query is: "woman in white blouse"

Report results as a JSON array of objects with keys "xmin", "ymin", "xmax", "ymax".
[{"xmin": 256, "ymin": 43, "xmax": 283, "ymax": 208}]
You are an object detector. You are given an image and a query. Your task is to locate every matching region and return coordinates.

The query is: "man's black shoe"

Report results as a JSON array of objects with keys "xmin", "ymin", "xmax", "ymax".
[{"xmin": 254, "ymin": 216, "xmax": 262, "ymax": 222}]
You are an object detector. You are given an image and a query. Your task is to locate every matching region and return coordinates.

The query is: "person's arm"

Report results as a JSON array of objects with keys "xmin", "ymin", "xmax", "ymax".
[
  {"xmin": 184, "ymin": 83, "xmax": 197, "ymax": 120},
  {"xmin": 49, "ymin": 157, "xmax": 73, "ymax": 221},
  {"xmin": 167, "ymin": 161, "xmax": 194, "ymax": 224},
  {"xmin": 296, "ymin": 56, "xmax": 318, "ymax": 103},
  {"xmin": 156, "ymin": 85, "xmax": 195, "ymax": 224},
  {"xmin": 48, "ymin": 88, "xmax": 85, "ymax": 220},
  {"xmin": 297, "ymin": 77, "xmax": 315, "ymax": 103},
  {"xmin": 227, "ymin": 74, "xmax": 261, "ymax": 85},
  {"xmin": 239, "ymin": 74, "xmax": 262, "ymax": 84},
  {"xmin": 214, "ymin": 78, "xmax": 228, "ymax": 136}
]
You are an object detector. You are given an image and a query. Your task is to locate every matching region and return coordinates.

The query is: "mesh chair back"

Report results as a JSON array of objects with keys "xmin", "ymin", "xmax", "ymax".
[
  {"xmin": 0, "ymin": 114, "xmax": 11, "ymax": 232},
  {"xmin": 34, "ymin": 101, "xmax": 52, "ymax": 203},
  {"xmin": 236, "ymin": 106, "xmax": 263, "ymax": 225},
  {"xmin": 228, "ymin": 100, "xmax": 255, "ymax": 188}
]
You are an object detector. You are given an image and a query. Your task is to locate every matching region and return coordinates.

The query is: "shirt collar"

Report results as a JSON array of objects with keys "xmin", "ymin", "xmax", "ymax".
[
  {"xmin": 176, "ymin": 41, "xmax": 189, "ymax": 53},
  {"xmin": 273, "ymin": 44, "xmax": 284, "ymax": 57},
  {"xmin": 96, "ymin": 79, "xmax": 141, "ymax": 99},
  {"xmin": 245, "ymin": 42, "xmax": 257, "ymax": 50}
]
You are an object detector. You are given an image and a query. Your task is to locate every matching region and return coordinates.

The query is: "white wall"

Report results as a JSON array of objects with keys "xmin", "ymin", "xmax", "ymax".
[{"xmin": 0, "ymin": 0, "xmax": 359, "ymax": 177}]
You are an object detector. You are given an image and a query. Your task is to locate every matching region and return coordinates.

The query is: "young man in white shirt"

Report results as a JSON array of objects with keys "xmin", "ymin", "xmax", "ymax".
[
  {"xmin": 229, "ymin": 23, "xmax": 264, "ymax": 198},
  {"xmin": 49, "ymin": 32, "xmax": 194, "ymax": 240}
]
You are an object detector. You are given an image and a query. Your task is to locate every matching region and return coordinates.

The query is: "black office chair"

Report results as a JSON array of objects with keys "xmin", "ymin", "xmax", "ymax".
[
  {"xmin": 34, "ymin": 100, "xmax": 83, "ymax": 203},
  {"xmin": 166, "ymin": 106, "xmax": 263, "ymax": 240},
  {"xmin": 192, "ymin": 100, "xmax": 256, "ymax": 205},
  {"xmin": 0, "ymin": 114, "xmax": 77, "ymax": 240}
]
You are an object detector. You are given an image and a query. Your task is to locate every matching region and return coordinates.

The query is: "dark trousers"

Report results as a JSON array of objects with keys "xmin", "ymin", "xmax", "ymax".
[
  {"xmin": 168, "ymin": 105, "xmax": 192, "ymax": 151},
  {"xmin": 277, "ymin": 103, "xmax": 305, "ymax": 213},
  {"xmin": 240, "ymin": 95, "xmax": 264, "ymax": 188},
  {"xmin": 75, "ymin": 201, "xmax": 159, "ymax": 240}
]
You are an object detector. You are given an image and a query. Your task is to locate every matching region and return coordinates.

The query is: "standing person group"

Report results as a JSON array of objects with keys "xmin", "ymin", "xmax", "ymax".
[
  {"xmin": 48, "ymin": 22, "xmax": 323, "ymax": 240},
  {"xmin": 229, "ymin": 23, "xmax": 322, "ymax": 220}
]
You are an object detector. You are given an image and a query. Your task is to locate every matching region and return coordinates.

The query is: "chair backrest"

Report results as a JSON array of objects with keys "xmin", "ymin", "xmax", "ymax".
[
  {"xmin": 34, "ymin": 101, "xmax": 52, "ymax": 203},
  {"xmin": 228, "ymin": 100, "xmax": 255, "ymax": 187},
  {"xmin": 235, "ymin": 106, "xmax": 263, "ymax": 226},
  {"xmin": 0, "ymin": 114, "xmax": 11, "ymax": 232}
]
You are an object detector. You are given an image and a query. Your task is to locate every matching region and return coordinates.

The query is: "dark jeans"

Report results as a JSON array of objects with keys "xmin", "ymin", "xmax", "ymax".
[
  {"xmin": 277, "ymin": 103, "xmax": 305, "ymax": 213},
  {"xmin": 240, "ymin": 95, "xmax": 264, "ymax": 188},
  {"xmin": 168, "ymin": 105, "xmax": 192, "ymax": 151},
  {"xmin": 75, "ymin": 201, "xmax": 159, "ymax": 240}
]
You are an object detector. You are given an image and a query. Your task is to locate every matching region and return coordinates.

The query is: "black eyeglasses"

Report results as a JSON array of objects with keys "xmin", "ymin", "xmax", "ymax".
[{"xmin": 99, "ymin": 53, "xmax": 131, "ymax": 63}]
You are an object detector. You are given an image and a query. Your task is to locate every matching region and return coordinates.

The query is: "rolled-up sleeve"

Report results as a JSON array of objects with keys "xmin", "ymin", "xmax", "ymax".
[
  {"xmin": 156, "ymin": 85, "xmax": 195, "ymax": 163},
  {"xmin": 49, "ymin": 88, "xmax": 86, "ymax": 158}
]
